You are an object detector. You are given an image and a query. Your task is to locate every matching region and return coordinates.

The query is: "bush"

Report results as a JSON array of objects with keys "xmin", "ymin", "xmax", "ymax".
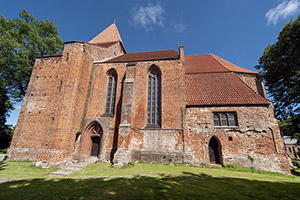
[
  {"xmin": 121, "ymin": 161, "xmax": 136, "ymax": 168},
  {"xmin": 0, "ymin": 147, "xmax": 9, "ymax": 154},
  {"xmin": 225, "ymin": 164, "xmax": 237, "ymax": 169}
]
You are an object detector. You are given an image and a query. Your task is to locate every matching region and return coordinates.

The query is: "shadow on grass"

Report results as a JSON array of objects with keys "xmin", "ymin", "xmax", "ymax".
[
  {"xmin": 291, "ymin": 169, "xmax": 300, "ymax": 177},
  {"xmin": 0, "ymin": 161, "xmax": 7, "ymax": 171},
  {"xmin": 0, "ymin": 173, "xmax": 300, "ymax": 200}
]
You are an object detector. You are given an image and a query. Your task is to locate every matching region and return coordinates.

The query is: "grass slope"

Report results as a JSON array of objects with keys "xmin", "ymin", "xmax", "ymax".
[{"xmin": 0, "ymin": 161, "xmax": 299, "ymax": 200}]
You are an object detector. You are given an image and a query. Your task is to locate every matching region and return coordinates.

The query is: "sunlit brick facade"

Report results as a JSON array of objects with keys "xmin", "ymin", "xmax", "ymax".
[{"xmin": 8, "ymin": 24, "xmax": 291, "ymax": 173}]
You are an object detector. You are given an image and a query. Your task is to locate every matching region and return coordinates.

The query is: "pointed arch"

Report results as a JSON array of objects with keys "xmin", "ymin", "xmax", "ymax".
[
  {"xmin": 105, "ymin": 69, "xmax": 118, "ymax": 115},
  {"xmin": 209, "ymin": 136, "xmax": 222, "ymax": 164},
  {"xmin": 78, "ymin": 121, "xmax": 104, "ymax": 158},
  {"xmin": 147, "ymin": 65, "xmax": 161, "ymax": 127}
]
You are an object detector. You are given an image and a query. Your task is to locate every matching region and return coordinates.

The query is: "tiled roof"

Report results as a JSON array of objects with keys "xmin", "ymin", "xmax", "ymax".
[
  {"xmin": 185, "ymin": 54, "xmax": 257, "ymax": 74},
  {"xmin": 89, "ymin": 24, "xmax": 126, "ymax": 53},
  {"xmin": 104, "ymin": 49, "xmax": 180, "ymax": 63},
  {"xmin": 89, "ymin": 24, "xmax": 123, "ymax": 44},
  {"xmin": 185, "ymin": 73, "xmax": 269, "ymax": 106}
]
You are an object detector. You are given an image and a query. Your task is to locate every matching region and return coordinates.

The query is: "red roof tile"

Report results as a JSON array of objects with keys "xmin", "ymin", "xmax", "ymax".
[
  {"xmin": 185, "ymin": 73, "xmax": 269, "ymax": 106},
  {"xmin": 104, "ymin": 49, "xmax": 180, "ymax": 63},
  {"xmin": 185, "ymin": 54, "xmax": 257, "ymax": 74},
  {"xmin": 89, "ymin": 24, "xmax": 126, "ymax": 53},
  {"xmin": 89, "ymin": 24, "xmax": 123, "ymax": 44}
]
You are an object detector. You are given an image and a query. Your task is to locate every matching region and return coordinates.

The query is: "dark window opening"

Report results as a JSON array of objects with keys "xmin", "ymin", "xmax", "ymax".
[
  {"xmin": 228, "ymin": 136, "xmax": 233, "ymax": 141},
  {"xmin": 147, "ymin": 68, "xmax": 161, "ymax": 126},
  {"xmin": 105, "ymin": 71, "xmax": 117, "ymax": 115},
  {"xmin": 213, "ymin": 112, "xmax": 237, "ymax": 127}
]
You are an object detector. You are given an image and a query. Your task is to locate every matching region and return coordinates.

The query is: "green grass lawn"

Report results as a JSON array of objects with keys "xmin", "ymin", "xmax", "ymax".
[
  {"xmin": 0, "ymin": 161, "xmax": 57, "ymax": 181},
  {"xmin": 0, "ymin": 161, "xmax": 300, "ymax": 200}
]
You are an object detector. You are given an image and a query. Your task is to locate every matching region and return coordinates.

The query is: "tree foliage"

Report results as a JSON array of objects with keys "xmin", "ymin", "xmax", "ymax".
[
  {"xmin": 0, "ymin": 10, "xmax": 63, "ymax": 100},
  {"xmin": 0, "ymin": 10, "xmax": 63, "ymax": 148},
  {"xmin": 256, "ymin": 16, "xmax": 300, "ymax": 140},
  {"xmin": 0, "ymin": 79, "xmax": 13, "ymax": 149}
]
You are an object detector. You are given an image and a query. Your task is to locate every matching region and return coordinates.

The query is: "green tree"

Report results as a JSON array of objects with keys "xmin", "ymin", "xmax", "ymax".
[
  {"xmin": 0, "ymin": 10, "xmax": 63, "ymax": 147},
  {"xmin": 256, "ymin": 16, "xmax": 300, "ymax": 141},
  {"xmin": 0, "ymin": 80, "xmax": 13, "ymax": 150},
  {"xmin": 0, "ymin": 10, "xmax": 63, "ymax": 100}
]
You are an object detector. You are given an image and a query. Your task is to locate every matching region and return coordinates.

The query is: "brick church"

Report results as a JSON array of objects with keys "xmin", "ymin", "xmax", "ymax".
[{"xmin": 8, "ymin": 24, "xmax": 291, "ymax": 173}]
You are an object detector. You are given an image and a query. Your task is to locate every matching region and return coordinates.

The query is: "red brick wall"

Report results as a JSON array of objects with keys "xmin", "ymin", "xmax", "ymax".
[
  {"xmin": 183, "ymin": 105, "xmax": 290, "ymax": 173},
  {"xmin": 81, "ymin": 58, "xmax": 186, "ymax": 163},
  {"xmin": 8, "ymin": 41, "xmax": 125, "ymax": 164}
]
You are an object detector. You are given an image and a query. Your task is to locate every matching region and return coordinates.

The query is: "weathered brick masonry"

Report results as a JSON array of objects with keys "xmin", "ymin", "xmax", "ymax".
[{"xmin": 8, "ymin": 24, "xmax": 291, "ymax": 173}]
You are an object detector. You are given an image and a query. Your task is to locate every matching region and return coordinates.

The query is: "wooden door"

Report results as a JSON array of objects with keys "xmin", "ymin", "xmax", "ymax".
[{"xmin": 90, "ymin": 136, "xmax": 100, "ymax": 157}]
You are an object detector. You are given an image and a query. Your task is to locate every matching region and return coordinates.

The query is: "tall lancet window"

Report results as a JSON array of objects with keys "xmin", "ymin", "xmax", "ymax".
[
  {"xmin": 105, "ymin": 70, "xmax": 117, "ymax": 115},
  {"xmin": 147, "ymin": 67, "xmax": 161, "ymax": 126}
]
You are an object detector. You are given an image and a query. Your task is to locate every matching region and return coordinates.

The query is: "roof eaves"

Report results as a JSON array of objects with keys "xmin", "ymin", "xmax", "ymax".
[
  {"xmin": 103, "ymin": 57, "xmax": 179, "ymax": 63},
  {"xmin": 36, "ymin": 52, "xmax": 63, "ymax": 58},
  {"xmin": 186, "ymin": 103, "xmax": 270, "ymax": 107}
]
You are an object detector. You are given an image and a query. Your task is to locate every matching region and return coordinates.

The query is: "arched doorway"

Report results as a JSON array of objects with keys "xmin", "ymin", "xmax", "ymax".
[
  {"xmin": 89, "ymin": 123, "xmax": 103, "ymax": 157},
  {"xmin": 209, "ymin": 136, "xmax": 221, "ymax": 164}
]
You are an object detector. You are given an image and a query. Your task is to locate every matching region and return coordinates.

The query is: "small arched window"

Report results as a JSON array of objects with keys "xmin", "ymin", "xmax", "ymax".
[
  {"xmin": 213, "ymin": 114, "xmax": 220, "ymax": 126},
  {"xmin": 105, "ymin": 70, "xmax": 117, "ymax": 115},
  {"xmin": 147, "ymin": 67, "xmax": 161, "ymax": 126},
  {"xmin": 221, "ymin": 113, "xmax": 228, "ymax": 126}
]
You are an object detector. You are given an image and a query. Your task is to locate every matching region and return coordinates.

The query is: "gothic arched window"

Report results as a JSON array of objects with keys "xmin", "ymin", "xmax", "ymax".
[
  {"xmin": 147, "ymin": 67, "xmax": 161, "ymax": 126},
  {"xmin": 105, "ymin": 70, "xmax": 117, "ymax": 115}
]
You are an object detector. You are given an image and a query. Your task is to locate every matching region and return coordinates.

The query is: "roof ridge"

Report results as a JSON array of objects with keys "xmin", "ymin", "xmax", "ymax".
[
  {"xmin": 211, "ymin": 54, "xmax": 257, "ymax": 74},
  {"xmin": 113, "ymin": 24, "xmax": 123, "ymax": 43},
  {"xmin": 210, "ymin": 54, "xmax": 232, "ymax": 72},
  {"xmin": 130, "ymin": 49, "xmax": 176, "ymax": 53}
]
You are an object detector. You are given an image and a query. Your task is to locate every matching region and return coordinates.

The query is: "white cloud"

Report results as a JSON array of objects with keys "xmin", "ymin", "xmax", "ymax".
[
  {"xmin": 173, "ymin": 23, "xmax": 187, "ymax": 33},
  {"xmin": 132, "ymin": 3, "xmax": 164, "ymax": 31},
  {"xmin": 266, "ymin": 0, "xmax": 300, "ymax": 25}
]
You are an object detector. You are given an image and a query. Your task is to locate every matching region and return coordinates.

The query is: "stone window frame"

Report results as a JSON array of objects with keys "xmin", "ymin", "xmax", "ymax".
[
  {"xmin": 145, "ymin": 65, "xmax": 161, "ymax": 128},
  {"xmin": 104, "ymin": 69, "xmax": 117, "ymax": 116},
  {"xmin": 213, "ymin": 112, "xmax": 238, "ymax": 127}
]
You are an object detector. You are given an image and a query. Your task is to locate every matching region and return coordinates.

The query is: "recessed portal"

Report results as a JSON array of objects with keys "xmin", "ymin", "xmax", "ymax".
[
  {"xmin": 89, "ymin": 123, "xmax": 103, "ymax": 157},
  {"xmin": 209, "ymin": 136, "xmax": 221, "ymax": 164}
]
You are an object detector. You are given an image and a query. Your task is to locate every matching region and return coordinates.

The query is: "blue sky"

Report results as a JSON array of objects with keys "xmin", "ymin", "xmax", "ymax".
[{"xmin": 1, "ymin": 0, "xmax": 300, "ymax": 125}]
